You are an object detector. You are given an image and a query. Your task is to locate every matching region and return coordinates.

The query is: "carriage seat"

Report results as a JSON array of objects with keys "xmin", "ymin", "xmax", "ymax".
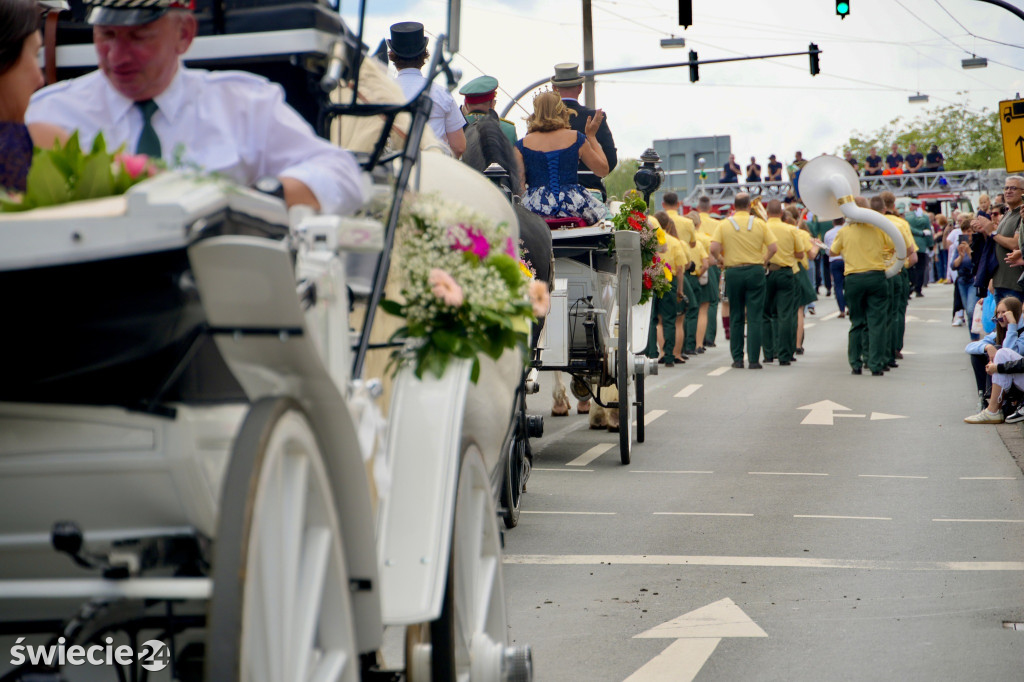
[{"xmin": 544, "ymin": 217, "xmax": 590, "ymax": 230}]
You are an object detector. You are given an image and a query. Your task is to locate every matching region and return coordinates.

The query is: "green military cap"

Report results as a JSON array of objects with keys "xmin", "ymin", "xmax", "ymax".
[{"xmin": 460, "ymin": 75, "xmax": 499, "ymax": 103}]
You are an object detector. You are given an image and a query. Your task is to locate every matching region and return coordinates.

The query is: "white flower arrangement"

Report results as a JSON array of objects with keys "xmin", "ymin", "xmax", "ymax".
[{"xmin": 381, "ymin": 192, "xmax": 540, "ymax": 382}]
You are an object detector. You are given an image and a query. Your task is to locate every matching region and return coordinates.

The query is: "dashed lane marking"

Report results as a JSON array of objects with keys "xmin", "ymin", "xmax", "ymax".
[
  {"xmin": 804, "ymin": 322, "xmax": 817, "ymax": 329},
  {"xmin": 520, "ymin": 511, "xmax": 616, "ymax": 516},
  {"xmin": 675, "ymin": 384, "xmax": 703, "ymax": 398},
  {"xmin": 502, "ymin": 554, "xmax": 1024, "ymax": 571},
  {"xmin": 643, "ymin": 409, "xmax": 667, "ymax": 425},
  {"xmin": 630, "ymin": 470, "xmax": 715, "ymax": 475},
  {"xmin": 960, "ymin": 477, "xmax": 1018, "ymax": 480},
  {"xmin": 708, "ymin": 366, "xmax": 732, "ymax": 377},
  {"xmin": 749, "ymin": 471, "xmax": 829, "ymax": 477},
  {"xmin": 795, "ymin": 514, "xmax": 892, "ymax": 521},
  {"xmin": 932, "ymin": 518, "xmax": 1024, "ymax": 523},
  {"xmin": 566, "ymin": 443, "xmax": 614, "ymax": 467},
  {"xmin": 654, "ymin": 512, "xmax": 754, "ymax": 517},
  {"xmin": 821, "ymin": 311, "xmax": 840, "ymax": 321},
  {"xmin": 859, "ymin": 474, "xmax": 928, "ymax": 479},
  {"xmin": 533, "ymin": 468, "xmax": 593, "ymax": 472}
]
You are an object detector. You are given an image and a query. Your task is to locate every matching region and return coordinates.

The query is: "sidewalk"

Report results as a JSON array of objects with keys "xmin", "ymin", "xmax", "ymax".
[{"xmin": 998, "ymin": 423, "xmax": 1024, "ymax": 476}]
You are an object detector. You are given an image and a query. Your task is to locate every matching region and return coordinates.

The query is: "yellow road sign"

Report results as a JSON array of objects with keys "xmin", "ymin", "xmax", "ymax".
[{"xmin": 999, "ymin": 98, "xmax": 1024, "ymax": 173}]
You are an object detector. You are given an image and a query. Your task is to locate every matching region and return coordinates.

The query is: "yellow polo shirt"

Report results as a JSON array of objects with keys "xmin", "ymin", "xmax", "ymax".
[
  {"xmin": 766, "ymin": 217, "xmax": 800, "ymax": 269},
  {"xmin": 884, "ymin": 214, "xmax": 917, "ymax": 267},
  {"xmin": 663, "ymin": 233, "xmax": 689, "ymax": 275},
  {"xmin": 710, "ymin": 211, "xmax": 777, "ymax": 268},
  {"xmin": 668, "ymin": 210, "xmax": 697, "ymax": 247},
  {"xmin": 830, "ymin": 223, "xmax": 895, "ymax": 274},
  {"xmin": 795, "ymin": 228, "xmax": 812, "ymax": 272},
  {"xmin": 697, "ymin": 212, "xmax": 720, "ymax": 238},
  {"xmin": 689, "ymin": 236, "xmax": 708, "ymax": 277}
]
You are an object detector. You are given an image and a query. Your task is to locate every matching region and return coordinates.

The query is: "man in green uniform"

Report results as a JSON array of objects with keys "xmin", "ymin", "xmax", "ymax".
[
  {"xmin": 879, "ymin": 191, "xmax": 917, "ymax": 366},
  {"xmin": 830, "ymin": 196, "xmax": 895, "ymax": 375},
  {"xmin": 904, "ymin": 205, "xmax": 934, "ymax": 297},
  {"xmin": 710, "ymin": 193, "xmax": 778, "ymax": 369},
  {"xmin": 459, "ymin": 75, "xmax": 517, "ymax": 145},
  {"xmin": 696, "ymin": 196, "xmax": 722, "ymax": 348},
  {"xmin": 761, "ymin": 199, "xmax": 804, "ymax": 365}
]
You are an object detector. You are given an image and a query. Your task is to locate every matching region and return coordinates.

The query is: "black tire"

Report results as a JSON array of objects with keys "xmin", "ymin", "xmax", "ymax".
[
  {"xmin": 618, "ymin": 268, "xmax": 632, "ymax": 465},
  {"xmin": 501, "ymin": 399, "xmax": 530, "ymax": 529},
  {"xmin": 636, "ymin": 370, "xmax": 645, "ymax": 444}
]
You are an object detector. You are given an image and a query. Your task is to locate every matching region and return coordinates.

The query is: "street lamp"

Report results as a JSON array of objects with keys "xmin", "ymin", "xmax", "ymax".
[
  {"xmin": 962, "ymin": 56, "xmax": 988, "ymax": 69},
  {"xmin": 698, "ymin": 157, "xmax": 707, "ymax": 190},
  {"xmin": 660, "ymin": 36, "xmax": 686, "ymax": 48},
  {"xmin": 908, "ymin": 92, "xmax": 929, "ymax": 103}
]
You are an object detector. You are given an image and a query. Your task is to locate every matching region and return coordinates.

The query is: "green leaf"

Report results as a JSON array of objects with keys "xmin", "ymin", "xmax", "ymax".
[
  {"xmin": 72, "ymin": 153, "xmax": 115, "ymax": 201},
  {"xmin": 380, "ymin": 299, "xmax": 405, "ymax": 317},
  {"xmin": 23, "ymin": 152, "xmax": 72, "ymax": 208},
  {"xmin": 485, "ymin": 253, "xmax": 523, "ymax": 290},
  {"xmin": 432, "ymin": 329, "xmax": 459, "ymax": 353},
  {"xmin": 470, "ymin": 357, "xmax": 481, "ymax": 383},
  {"xmin": 0, "ymin": 195, "xmax": 31, "ymax": 212}
]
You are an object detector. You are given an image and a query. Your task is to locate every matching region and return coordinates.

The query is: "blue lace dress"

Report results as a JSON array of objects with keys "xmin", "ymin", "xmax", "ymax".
[
  {"xmin": 516, "ymin": 132, "xmax": 606, "ymax": 224},
  {"xmin": 0, "ymin": 121, "xmax": 33, "ymax": 193}
]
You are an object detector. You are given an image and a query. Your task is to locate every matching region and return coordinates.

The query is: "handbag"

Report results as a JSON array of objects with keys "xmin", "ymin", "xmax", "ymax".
[{"xmin": 971, "ymin": 300, "xmax": 985, "ymax": 335}]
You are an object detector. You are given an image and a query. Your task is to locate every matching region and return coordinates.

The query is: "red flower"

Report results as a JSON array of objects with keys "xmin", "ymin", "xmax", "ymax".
[
  {"xmin": 643, "ymin": 273, "xmax": 653, "ymax": 289},
  {"xmin": 627, "ymin": 215, "xmax": 643, "ymax": 231}
]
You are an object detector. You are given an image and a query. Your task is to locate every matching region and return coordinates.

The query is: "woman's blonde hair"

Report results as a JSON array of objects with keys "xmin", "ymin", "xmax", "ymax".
[{"xmin": 526, "ymin": 91, "xmax": 575, "ymax": 133}]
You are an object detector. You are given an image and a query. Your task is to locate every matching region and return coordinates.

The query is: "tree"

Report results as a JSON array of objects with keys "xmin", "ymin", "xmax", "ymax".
[
  {"xmin": 837, "ymin": 97, "xmax": 1001, "ymax": 171},
  {"xmin": 603, "ymin": 158, "xmax": 640, "ymax": 201}
]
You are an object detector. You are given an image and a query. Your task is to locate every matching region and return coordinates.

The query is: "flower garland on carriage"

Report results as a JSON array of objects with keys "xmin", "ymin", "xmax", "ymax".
[
  {"xmin": 381, "ymin": 193, "xmax": 547, "ymax": 383},
  {"xmin": 608, "ymin": 192, "xmax": 673, "ymax": 305}
]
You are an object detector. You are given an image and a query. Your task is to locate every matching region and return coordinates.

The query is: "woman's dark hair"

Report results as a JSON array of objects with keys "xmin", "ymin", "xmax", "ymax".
[
  {"xmin": 996, "ymin": 297, "xmax": 1022, "ymax": 347},
  {"xmin": 0, "ymin": 0, "xmax": 39, "ymax": 77}
]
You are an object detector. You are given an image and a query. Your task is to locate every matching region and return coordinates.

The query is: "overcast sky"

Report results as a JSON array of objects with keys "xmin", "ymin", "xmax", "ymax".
[{"xmin": 353, "ymin": 0, "xmax": 1024, "ymax": 171}]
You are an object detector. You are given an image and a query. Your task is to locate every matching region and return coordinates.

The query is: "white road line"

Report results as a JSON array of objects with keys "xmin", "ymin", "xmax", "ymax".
[
  {"xmin": 630, "ymin": 470, "xmax": 715, "ymax": 475},
  {"xmin": 901, "ymin": 350, "xmax": 917, "ymax": 355},
  {"xmin": 821, "ymin": 311, "xmax": 840, "ymax": 321},
  {"xmin": 804, "ymin": 322, "xmax": 817, "ymax": 329},
  {"xmin": 795, "ymin": 515, "xmax": 892, "ymax": 520},
  {"xmin": 502, "ymin": 554, "xmax": 1024, "ymax": 571},
  {"xmin": 926, "ymin": 319, "xmax": 940, "ymax": 323},
  {"xmin": 567, "ymin": 443, "xmax": 613, "ymax": 467},
  {"xmin": 859, "ymin": 474, "xmax": 928, "ymax": 479},
  {"xmin": 675, "ymin": 384, "xmax": 703, "ymax": 398},
  {"xmin": 708, "ymin": 366, "xmax": 732, "ymax": 376},
  {"xmin": 644, "ymin": 409, "xmax": 667, "ymax": 425},
  {"xmin": 932, "ymin": 518, "xmax": 1024, "ymax": 523},
  {"xmin": 654, "ymin": 512, "xmax": 754, "ymax": 517},
  {"xmin": 749, "ymin": 471, "xmax": 829, "ymax": 477},
  {"xmin": 960, "ymin": 476, "xmax": 1018, "ymax": 480},
  {"xmin": 520, "ymin": 511, "xmax": 617, "ymax": 516},
  {"xmin": 533, "ymin": 468, "xmax": 594, "ymax": 472}
]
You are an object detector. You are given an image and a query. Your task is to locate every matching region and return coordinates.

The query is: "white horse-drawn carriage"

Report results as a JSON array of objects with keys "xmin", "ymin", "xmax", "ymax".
[{"xmin": 0, "ymin": 2, "xmax": 532, "ymax": 681}]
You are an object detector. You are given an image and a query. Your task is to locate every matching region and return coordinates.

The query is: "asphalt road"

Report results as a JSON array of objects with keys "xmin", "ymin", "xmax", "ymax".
[{"xmin": 505, "ymin": 287, "xmax": 1024, "ymax": 681}]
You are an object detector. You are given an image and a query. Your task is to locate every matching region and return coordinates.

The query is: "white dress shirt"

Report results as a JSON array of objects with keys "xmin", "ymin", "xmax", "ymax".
[
  {"xmin": 823, "ymin": 225, "xmax": 843, "ymax": 262},
  {"xmin": 26, "ymin": 66, "xmax": 366, "ymax": 215},
  {"xmin": 393, "ymin": 68, "xmax": 466, "ymax": 150}
]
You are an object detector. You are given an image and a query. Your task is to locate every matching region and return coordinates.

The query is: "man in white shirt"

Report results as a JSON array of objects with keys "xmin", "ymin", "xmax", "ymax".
[
  {"xmin": 26, "ymin": 0, "xmax": 366, "ymax": 214},
  {"xmin": 388, "ymin": 21, "xmax": 466, "ymax": 158},
  {"xmin": 823, "ymin": 218, "xmax": 847, "ymax": 318}
]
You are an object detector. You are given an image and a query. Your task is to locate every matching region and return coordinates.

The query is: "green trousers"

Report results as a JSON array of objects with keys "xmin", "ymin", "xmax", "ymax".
[
  {"xmin": 724, "ymin": 265, "xmax": 767, "ymax": 365},
  {"xmin": 646, "ymin": 288, "xmax": 677, "ymax": 359},
  {"xmin": 845, "ymin": 270, "xmax": 889, "ymax": 372},
  {"xmin": 762, "ymin": 268, "xmax": 797, "ymax": 362},
  {"xmin": 705, "ymin": 265, "xmax": 720, "ymax": 345},
  {"xmin": 894, "ymin": 270, "xmax": 909, "ymax": 352},
  {"xmin": 683, "ymin": 272, "xmax": 702, "ymax": 352}
]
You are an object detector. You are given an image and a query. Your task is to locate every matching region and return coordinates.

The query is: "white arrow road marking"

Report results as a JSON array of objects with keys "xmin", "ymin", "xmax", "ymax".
[
  {"xmin": 798, "ymin": 400, "xmax": 865, "ymax": 425},
  {"xmin": 708, "ymin": 366, "xmax": 732, "ymax": 376},
  {"xmin": 675, "ymin": 384, "xmax": 703, "ymax": 398},
  {"xmin": 567, "ymin": 443, "xmax": 613, "ymax": 467},
  {"xmin": 625, "ymin": 598, "xmax": 767, "ymax": 682},
  {"xmin": 870, "ymin": 412, "xmax": 907, "ymax": 420}
]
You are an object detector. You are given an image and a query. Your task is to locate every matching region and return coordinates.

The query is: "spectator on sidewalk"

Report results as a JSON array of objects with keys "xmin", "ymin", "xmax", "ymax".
[
  {"xmin": 823, "ymin": 218, "xmax": 846, "ymax": 317},
  {"xmin": 965, "ymin": 297, "xmax": 1024, "ymax": 423}
]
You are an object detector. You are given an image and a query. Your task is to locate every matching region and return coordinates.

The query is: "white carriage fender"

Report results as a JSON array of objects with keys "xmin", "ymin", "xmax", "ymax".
[{"xmin": 376, "ymin": 357, "xmax": 472, "ymax": 625}]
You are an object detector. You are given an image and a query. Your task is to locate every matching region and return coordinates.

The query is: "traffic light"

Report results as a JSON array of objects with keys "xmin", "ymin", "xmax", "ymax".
[
  {"xmin": 679, "ymin": 0, "xmax": 692, "ymax": 28},
  {"xmin": 688, "ymin": 50, "xmax": 699, "ymax": 83},
  {"xmin": 809, "ymin": 43, "xmax": 820, "ymax": 76},
  {"xmin": 836, "ymin": 0, "xmax": 850, "ymax": 18}
]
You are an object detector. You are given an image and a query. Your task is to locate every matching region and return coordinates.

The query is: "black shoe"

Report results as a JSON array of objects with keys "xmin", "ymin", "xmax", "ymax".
[
  {"xmin": 675, "ymin": 356, "xmax": 687, "ymax": 364},
  {"xmin": 795, "ymin": 347, "xmax": 805, "ymax": 355},
  {"xmin": 883, "ymin": 366, "xmax": 891, "ymax": 371},
  {"xmin": 895, "ymin": 351, "xmax": 903, "ymax": 359},
  {"xmin": 658, "ymin": 356, "xmax": 668, "ymax": 364},
  {"xmin": 664, "ymin": 361, "xmax": 675, "ymax": 368},
  {"xmin": 696, "ymin": 347, "xmax": 706, "ymax": 354},
  {"xmin": 749, "ymin": 362, "xmax": 763, "ymax": 369},
  {"xmin": 871, "ymin": 370, "xmax": 885, "ymax": 376},
  {"xmin": 705, "ymin": 342, "xmax": 717, "ymax": 348},
  {"xmin": 731, "ymin": 361, "xmax": 744, "ymax": 369},
  {"xmin": 682, "ymin": 349, "xmax": 696, "ymax": 356},
  {"xmin": 826, "ymin": 291, "xmax": 832, "ymax": 297},
  {"xmin": 851, "ymin": 368, "xmax": 862, "ymax": 375},
  {"xmin": 915, "ymin": 292, "xmax": 924, "ymax": 298},
  {"xmin": 888, "ymin": 361, "xmax": 899, "ymax": 368},
  {"xmin": 780, "ymin": 360, "xmax": 791, "ymax": 366},
  {"xmin": 763, "ymin": 357, "xmax": 774, "ymax": 363}
]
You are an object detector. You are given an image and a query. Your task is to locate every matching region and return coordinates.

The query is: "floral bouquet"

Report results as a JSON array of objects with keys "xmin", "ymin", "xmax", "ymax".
[
  {"xmin": 608, "ymin": 192, "xmax": 673, "ymax": 305},
  {"xmin": 1, "ymin": 131, "xmax": 159, "ymax": 212},
  {"xmin": 381, "ymin": 193, "xmax": 546, "ymax": 383}
]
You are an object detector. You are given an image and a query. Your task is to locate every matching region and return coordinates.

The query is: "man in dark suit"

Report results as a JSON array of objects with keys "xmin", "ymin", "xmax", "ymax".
[{"xmin": 551, "ymin": 63, "xmax": 617, "ymax": 198}]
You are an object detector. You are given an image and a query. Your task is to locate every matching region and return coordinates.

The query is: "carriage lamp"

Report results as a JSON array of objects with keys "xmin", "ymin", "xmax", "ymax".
[{"xmin": 633, "ymin": 148, "xmax": 664, "ymax": 206}]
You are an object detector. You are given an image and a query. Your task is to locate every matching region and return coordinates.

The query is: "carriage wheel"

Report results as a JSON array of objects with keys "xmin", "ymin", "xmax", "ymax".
[
  {"xmin": 617, "ymin": 269, "xmax": 633, "ymax": 465},
  {"xmin": 409, "ymin": 443, "xmax": 530, "ymax": 682},
  {"xmin": 501, "ymin": 398, "xmax": 531, "ymax": 529},
  {"xmin": 207, "ymin": 398, "xmax": 359, "ymax": 682},
  {"xmin": 635, "ymin": 370, "xmax": 645, "ymax": 444}
]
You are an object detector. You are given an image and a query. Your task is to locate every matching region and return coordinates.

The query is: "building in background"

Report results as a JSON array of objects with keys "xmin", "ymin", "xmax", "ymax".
[{"xmin": 652, "ymin": 135, "xmax": 731, "ymax": 207}]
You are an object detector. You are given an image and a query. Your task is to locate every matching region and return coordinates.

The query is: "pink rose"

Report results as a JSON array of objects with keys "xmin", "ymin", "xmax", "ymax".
[
  {"xmin": 116, "ymin": 153, "xmax": 157, "ymax": 180},
  {"xmin": 529, "ymin": 279, "xmax": 550, "ymax": 318},
  {"xmin": 428, "ymin": 268, "xmax": 464, "ymax": 307},
  {"xmin": 450, "ymin": 224, "xmax": 490, "ymax": 260}
]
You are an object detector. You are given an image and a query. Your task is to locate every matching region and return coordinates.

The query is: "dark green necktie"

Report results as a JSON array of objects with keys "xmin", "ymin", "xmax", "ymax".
[{"xmin": 135, "ymin": 99, "xmax": 162, "ymax": 158}]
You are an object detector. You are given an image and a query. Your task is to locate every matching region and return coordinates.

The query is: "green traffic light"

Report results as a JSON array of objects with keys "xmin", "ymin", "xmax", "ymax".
[{"xmin": 837, "ymin": 1, "xmax": 849, "ymax": 14}]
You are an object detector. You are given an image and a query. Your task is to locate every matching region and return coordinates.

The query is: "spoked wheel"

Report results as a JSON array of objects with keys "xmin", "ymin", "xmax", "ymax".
[
  {"xmin": 409, "ymin": 444, "xmax": 531, "ymax": 682},
  {"xmin": 207, "ymin": 398, "xmax": 359, "ymax": 682},
  {"xmin": 501, "ymin": 396, "xmax": 531, "ymax": 529},
  {"xmin": 617, "ymin": 268, "xmax": 633, "ymax": 465},
  {"xmin": 635, "ymin": 370, "xmax": 645, "ymax": 444}
]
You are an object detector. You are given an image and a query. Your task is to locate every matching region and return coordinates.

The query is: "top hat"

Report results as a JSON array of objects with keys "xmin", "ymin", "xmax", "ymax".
[
  {"xmin": 551, "ymin": 63, "xmax": 584, "ymax": 87},
  {"xmin": 86, "ymin": 0, "xmax": 193, "ymax": 26},
  {"xmin": 388, "ymin": 21, "xmax": 429, "ymax": 59}
]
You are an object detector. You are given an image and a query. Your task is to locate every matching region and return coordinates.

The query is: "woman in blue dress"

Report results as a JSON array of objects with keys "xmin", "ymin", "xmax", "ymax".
[
  {"xmin": 0, "ymin": 0, "xmax": 66, "ymax": 193},
  {"xmin": 513, "ymin": 90, "xmax": 608, "ymax": 225}
]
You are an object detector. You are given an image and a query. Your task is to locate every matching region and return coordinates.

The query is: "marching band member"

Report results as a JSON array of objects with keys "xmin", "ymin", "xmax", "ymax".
[
  {"xmin": 761, "ymin": 200, "xmax": 804, "ymax": 365},
  {"xmin": 696, "ymin": 196, "xmax": 723, "ymax": 348},
  {"xmin": 880, "ymin": 191, "xmax": 918, "ymax": 366}
]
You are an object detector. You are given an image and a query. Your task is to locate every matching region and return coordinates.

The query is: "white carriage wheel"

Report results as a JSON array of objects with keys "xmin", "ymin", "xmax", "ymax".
[
  {"xmin": 408, "ymin": 443, "xmax": 521, "ymax": 682},
  {"xmin": 617, "ymin": 267, "xmax": 633, "ymax": 465},
  {"xmin": 207, "ymin": 398, "xmax": 359, "ymax": 682}
]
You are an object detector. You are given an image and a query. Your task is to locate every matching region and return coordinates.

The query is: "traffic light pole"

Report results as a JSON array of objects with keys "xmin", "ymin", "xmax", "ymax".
[{"xmin": 499, "ymin": 47, "xmax": 820, "ymax": 117}]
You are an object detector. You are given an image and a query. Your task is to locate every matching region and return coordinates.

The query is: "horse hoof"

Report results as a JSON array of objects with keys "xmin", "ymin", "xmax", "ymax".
[
  {"xmin": 551, "ymin": 401, "xmax": 569, "ymax": 417},
  {"xmin": 589, "ymin": 418, "xmax": 607, "ymax": 430},
  {"xmin": 577, "ymin": 400, "xmax": 590, "ymax": 414}
]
